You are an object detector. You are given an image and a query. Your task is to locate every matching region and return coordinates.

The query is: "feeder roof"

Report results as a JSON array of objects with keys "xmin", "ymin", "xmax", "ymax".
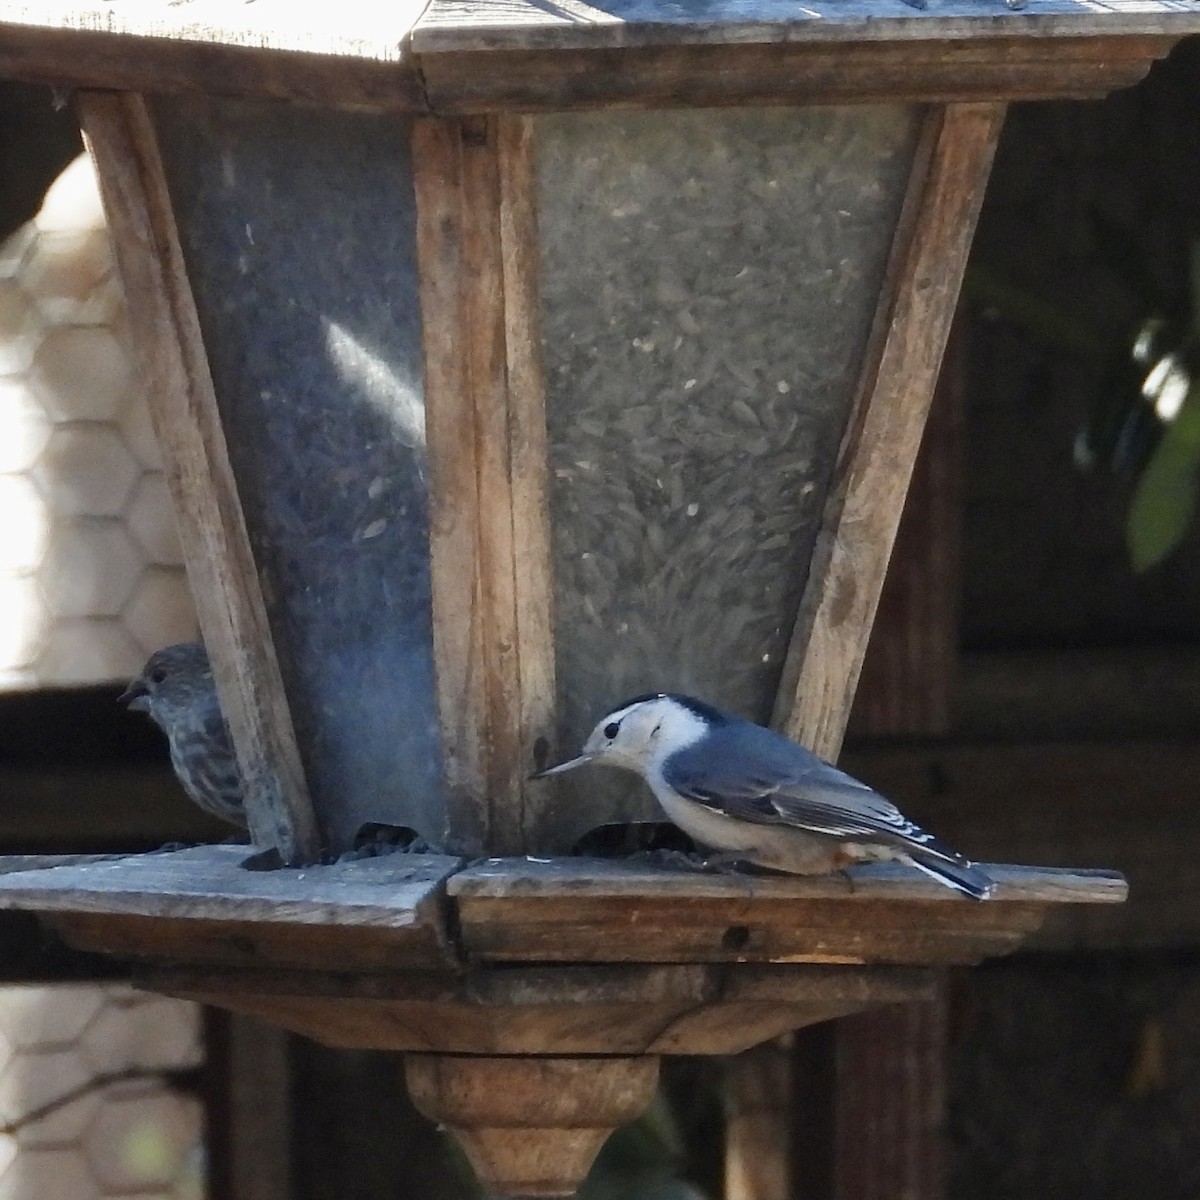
[
  {"xmin": 2, "ymin": 0, "xmax": 1200, "ymax": 108},
  {"xmin": 414, "ymin": 0, "xmax": 1200, "ymax": 49},
  {"xmin": 3, "ymin": 0, "xmax": 1200, "ymax": 53}
]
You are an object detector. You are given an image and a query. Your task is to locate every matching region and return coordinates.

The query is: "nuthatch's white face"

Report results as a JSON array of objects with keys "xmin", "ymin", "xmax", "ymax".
[{"xmin": 532, "ymin": 694, "xmax": 707, "ymax": 780}]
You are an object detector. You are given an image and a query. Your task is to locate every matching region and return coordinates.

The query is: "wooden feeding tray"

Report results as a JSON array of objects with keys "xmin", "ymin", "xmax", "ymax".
[
  {"xmin": 0, "ymin": 844, "xmax": 1126, "ymax": 1197},
  {"xmin": 446, "ymin": 856, "xmax": 1127, "ymax": 966},
  {"xmin": 0, "ymin": 846, "xmax": 1125, "ymax": 1053}
]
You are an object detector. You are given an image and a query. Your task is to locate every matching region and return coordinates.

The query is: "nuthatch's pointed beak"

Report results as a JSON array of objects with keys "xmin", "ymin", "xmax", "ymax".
[
  {"xmin": 529, "ymin": 753, "xmax": 593, "ymax": 780},
  {"xmin": 118, "ymin": 680, "xmax": 148, "ymax": 710}
]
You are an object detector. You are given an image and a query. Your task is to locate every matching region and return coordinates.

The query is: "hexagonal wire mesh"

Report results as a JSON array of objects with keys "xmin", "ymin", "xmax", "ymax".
[
  {"xmin": 0, "ymin": 985, "xmax": 204, "ymax": 1200},
  {"xmin": 0, "ymin": 153, "xmax": 198, "ymax": 688}
]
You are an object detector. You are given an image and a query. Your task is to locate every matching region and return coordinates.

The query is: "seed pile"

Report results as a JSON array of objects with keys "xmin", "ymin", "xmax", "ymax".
[{"xmin": 535, "ymin": 106, "xmax": 919, "ymax": 845}]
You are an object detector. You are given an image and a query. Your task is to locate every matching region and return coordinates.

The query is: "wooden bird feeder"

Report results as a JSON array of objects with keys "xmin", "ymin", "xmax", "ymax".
[{"xmin": 1, "ymin": 0, "xmax": 1196, "ymax": 1194}]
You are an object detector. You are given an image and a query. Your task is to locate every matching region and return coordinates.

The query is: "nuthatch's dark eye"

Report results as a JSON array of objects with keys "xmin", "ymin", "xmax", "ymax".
[
  {"xmin": 149, "ymin": 667, "xmax": 167, "ymax": 685},
  {"xmin": 603, "ymin": 722, "xmax": 620, "ymax": 740}
]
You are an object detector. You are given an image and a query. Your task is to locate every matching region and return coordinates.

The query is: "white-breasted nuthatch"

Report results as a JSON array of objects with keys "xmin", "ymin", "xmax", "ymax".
[{"xmin": 534, "ymin": 693, "xmax": 994, "ymax": 900}]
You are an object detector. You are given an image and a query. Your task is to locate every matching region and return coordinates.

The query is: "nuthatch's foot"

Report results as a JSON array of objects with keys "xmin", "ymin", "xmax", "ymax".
[{"xmin": 629, "ymin": 850, "xmax": 759, "ymax": 902}]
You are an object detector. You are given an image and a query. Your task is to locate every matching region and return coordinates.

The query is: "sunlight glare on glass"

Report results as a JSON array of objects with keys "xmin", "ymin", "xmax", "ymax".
[{"xmin": 322, "ymin": 318, "xmax": 426, "ymax": 452}]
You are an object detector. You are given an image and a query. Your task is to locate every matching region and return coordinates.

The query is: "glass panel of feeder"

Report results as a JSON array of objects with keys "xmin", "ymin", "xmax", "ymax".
[
  {"xmin": 151, "ymin": 96, "xmax": 445, "ymax": 854},
  {"xmin": 536, "ymin": 106, "xmax": 920, "ymax": 846}
]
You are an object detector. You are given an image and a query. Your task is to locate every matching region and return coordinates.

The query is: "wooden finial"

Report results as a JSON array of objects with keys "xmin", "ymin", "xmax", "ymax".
[{"xmin": 404, "ymin": 1054, "xmax": 659, "ymax": 1198}]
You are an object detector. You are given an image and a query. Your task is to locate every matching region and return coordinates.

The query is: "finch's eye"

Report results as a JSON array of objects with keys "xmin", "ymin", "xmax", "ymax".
[
  {"xmin": 149, "ymin": 667, "xmax": 167, "ymax": 685},
  {"xmin": 603, "ymin": 722, "xmax": 620, "ymax": 740}
]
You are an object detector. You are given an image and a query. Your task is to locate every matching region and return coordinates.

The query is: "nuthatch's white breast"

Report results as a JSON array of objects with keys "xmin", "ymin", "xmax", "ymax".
[{"xmin": 534, "ymin": 693, "xmax": 993, "ymax": 899}]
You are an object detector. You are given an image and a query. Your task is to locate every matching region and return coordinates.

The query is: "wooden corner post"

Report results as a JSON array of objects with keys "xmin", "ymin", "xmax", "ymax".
[
  {"xmin": 414, "ymin": 114, "xmax": 556, "ymax": 857},
  {"xmin": 773, "ymin": 101, "xmax": 1006, "ymax": 762},
  {"xmin": 78, "ymin": 91, "xmax": 322, "ymax": 864}
]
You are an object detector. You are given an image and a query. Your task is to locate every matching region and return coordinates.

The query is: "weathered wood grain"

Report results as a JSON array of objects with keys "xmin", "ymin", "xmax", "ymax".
[
  {"xmin": 0, "ymin": 854, "xmax": 124, "ymax": 875},
  {"xmin": 6, "ymin": 0, "xmax": 1198, "ymax": 65},
  {"xmin": 43, "ymin": 911, "xmax": 458, "ymax": 973},
  {"xmin": 0, "ymin": 845, "xmax": 457, "ymax": 919},
  {"xmin": 0, "ymin": 844, "xmax": 1124, "ymax": 977},
  {"xmin": 2, "ymin": 4, "xmax": 1195, "ymax": 109},
  {"xmin": 450, "ymin": 894, "xmax": 1031, "ymax": 965},
  {"xmin": 497, "ymin": 114, "xmax": 559, "ymax": 838},
  {"xmin": 415, "ymin": 38, "xmax": 1175, "ymax": 113},
  {"xmin": 415, "ymin": 115, "xmax": 553, "ymax": 855},
  {"xmin": 725, "ymin": 1037, "xmax": 794, "ymax": 1200},
  {"xmin": 448, "ymin": 857, "xmax": 1124, "ymax": 967},
  {"xmin": 773, "ymin": 102, "xmax": 1005, "ymax": 761},
  {"xmin": 0, "ymin": 845, "xmax": 461, "ymax": 969},
  {"xmin": 457, "ymin": 114, "xmax": 525, "ymax": 854},
  {"xmin": 451, "ymin": 857, "xmax": 1125, "ymax": 903},
  {"xmin": 0, "ymin": 26, "xmax": 428, "ymax": 108},
  {"xmin": 79, "ymin": 92, "xmax": 321, "ymax": 864},
  {"xmin": 413, "ymin": 0, "xmax": 1200, "ymax": 50},
  {"xmin": 154, "ymin": 961, "xmax": 933, "ymax": 1054},
  {"xmin": 414, "ymin": 117, "xmax": 490, "ymax": 854}
]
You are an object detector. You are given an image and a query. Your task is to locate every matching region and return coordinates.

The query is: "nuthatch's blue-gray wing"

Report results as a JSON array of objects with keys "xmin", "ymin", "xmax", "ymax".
[{"xmin": 661, "ymin": 717, "xmax": 974, "ymax": 872}]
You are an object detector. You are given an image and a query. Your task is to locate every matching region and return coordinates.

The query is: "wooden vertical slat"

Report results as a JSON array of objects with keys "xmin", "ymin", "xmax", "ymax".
[
  {"xmin": 725, "ymin": 1035, "xmax": 795, "ymax": 1200},
  {"xmin": 773, "ymin": 100, "xmax": 1005, "ymax": 761},
  {"xmin": 412, "ymin": 119, "xmax": 486, "ymax": 853},
  {"xmin": 79, "ymin": 91, "xmax": 321, "ymax": 864},
  {"xmin": 206, "ymin": 1011, "xmax": 294, "ymax": 1200},
  {"xmin": 497, "ymin": 115, "xmax": 559, "ymax": 833},
  {"xmin": 415, "ymin": 114, "xmax": 554, "ymax": 855},
  {"xmin": 414, "ymin": 117, "xmax": 490, "ymax": 852},
  {"xmin": 828, "ymin": 993, "xmax": 949, "ymax": 1200},
  {"xmin": 460, "ymin": 115, "xmax": 526, "ymax": 855}
]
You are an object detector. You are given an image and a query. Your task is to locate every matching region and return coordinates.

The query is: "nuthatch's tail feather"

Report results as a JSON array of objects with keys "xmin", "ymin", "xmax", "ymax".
[{"xmin": 907, "ymin": 856, "xmax": 995, "ymax": 900}]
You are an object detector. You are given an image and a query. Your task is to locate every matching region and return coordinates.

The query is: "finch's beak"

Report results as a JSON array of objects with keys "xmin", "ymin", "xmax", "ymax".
[
  {"xmin": 529, "ymin": 753, "xmax": 593, "ymax": 780},
  {"xmin": 118, "ymin": 680, "xmax": 148, "ymax": 711}
]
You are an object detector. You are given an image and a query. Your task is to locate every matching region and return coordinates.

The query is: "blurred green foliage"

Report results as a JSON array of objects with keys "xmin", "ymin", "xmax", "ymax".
[{"xmin": 968, "ymin": 222, "xmax": 1200, "ymax": 574}]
